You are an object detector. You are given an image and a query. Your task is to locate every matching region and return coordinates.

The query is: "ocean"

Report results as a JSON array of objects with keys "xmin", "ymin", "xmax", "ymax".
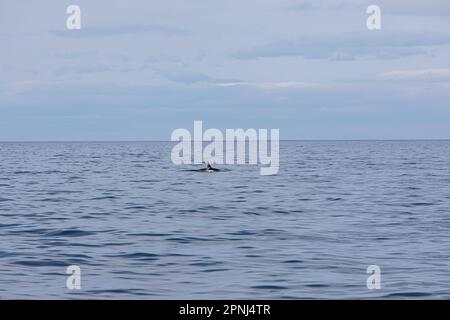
[{"xmin": 0, "ymin": 141, "xmax": 449, "ymax": 299}]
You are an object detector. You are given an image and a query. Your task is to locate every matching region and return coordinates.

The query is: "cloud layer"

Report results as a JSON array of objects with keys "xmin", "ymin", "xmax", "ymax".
[
  {"xmin": 233, "ymin": 32, "xmax": 450, "ymax": 60},
  {"xmin": 1, "ymin": 0, "xmax": 450, "ymax": 140}
]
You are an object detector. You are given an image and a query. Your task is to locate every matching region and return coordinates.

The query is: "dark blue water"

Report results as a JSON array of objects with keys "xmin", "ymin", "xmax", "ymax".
[{"xmin": 0, "ymin": 141, "xmax": 449, "ymax": 299}]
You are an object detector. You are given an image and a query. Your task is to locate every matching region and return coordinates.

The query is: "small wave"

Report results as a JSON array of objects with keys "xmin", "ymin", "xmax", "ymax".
[
  {"xmin": 327, "ymin": 197, "xmax": 342, "ymax": 201},
  {"xmin": 251, "ymin": 285, "xmax": 288, "ymax": 290},
  {"xmin": 166, "ymin": 236, "xmax": 217, "ymax": 243},
  {"xmin": 383, "ymin": 292, "xmax": 433, "ymax": 298},
  {"xmin": 13, "ymin": 170, "xmax": 33, "ymax": 175},
  {"xmin": 39, "ymin": 198, "xmax": 71, "ymax": 203},
  {"xmin": 130, "ymin": 179, "xmax": 161, "ymax": 183},
  {"xmin": 226, "ymin": 230, "xmax": 256, "ymax": 236},
  {"xmin": 45, "ymin": 190, "xmax": 81, "ymax": 195},
  {"xmin": 109, "ymin": 252, "xmax": 160, "ymax": 260},
  {"xmin": 282, "ymin": 259, "xmax": 304, "ymax": 264},
  {"xmin": 176, "ymin": 209, "xmax": 200, "ymax": 214},
  {"xmin": 67, "ymin": 176, "xmax": 84, "ymax": 180},
  {"xmin": 273, "ymin": 210, "xmax": 290, "ymax": 214},
  {"xmin": 89, "ymin": 196, "xmax": 118, "ymax": 200},
  {"xmin": 124, "ymin": 205, "xmax": 152, "ymax": 210},
  {"xmin": 190, "ymin": 261, "xmax": 222, "ymax": 267},
  {"xmin": 45, "ymin": 229, "xmax": 95, "ymax": 237},
  {"xmin": 42, "ymin": 170, "xmax": 67, "ymax": 174},
  {"xmin": 0, "ymin": 251, "xmax": 19, "ymax": 258},
  {"xmin": 127, "ymin": 232, "xmax": 169, "ymax": 237},
  {"xmin": 252, "ymin": 190, "xmax": 265, "ymax": 193},
  {"xmin": 243, "ymin": 211, "xmax": 260, "ymax": 215},
  {"xmin": 86, "ymin": 288, "xmax": 148, "ymax": 296},
  {"xmin": 13, "ymin": 259, "xmax": 69, "ymax": 267},
  {"xmin": 17, "ymin": 228, "xmax": 52, "ymax": 235},
  {"xmin": 202, "ymin": 268, "xmax": 229, "ymax": 273},
  {"xmin": 0, "ymin": 223, "xmax": 19, "ymax": 228},
  {"xmin": 305, "ymin": 283, "xmax": 330, "ymax": 288}
]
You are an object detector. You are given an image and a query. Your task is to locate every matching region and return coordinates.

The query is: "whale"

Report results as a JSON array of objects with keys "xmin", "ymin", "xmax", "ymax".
[
  {"xmin": 198, "ymin": 163, "xmax": 220, "ymax": 173},
  {"xmin": 185, "ymin": 163, "xmax": 227, "ymax": 173}
]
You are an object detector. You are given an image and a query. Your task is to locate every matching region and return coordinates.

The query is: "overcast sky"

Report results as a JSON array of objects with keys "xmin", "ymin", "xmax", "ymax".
[{"xmin": 1, "ymin": 0, "xmax": 450, "ymax": 140}]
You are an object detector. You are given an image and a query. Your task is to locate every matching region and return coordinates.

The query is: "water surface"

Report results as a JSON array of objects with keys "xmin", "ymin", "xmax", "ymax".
[{"xmin": 0, "ymin": 141, "xmax": 449, "ymax": 299}]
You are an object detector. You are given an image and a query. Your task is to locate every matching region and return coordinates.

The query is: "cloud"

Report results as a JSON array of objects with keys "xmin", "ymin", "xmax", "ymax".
[
  {"xmin": 162, "ymin": 71, "xmax": 215, "ymax": 84},
  {"xmin": 157, "ymin": 73, "xmax": 323, "ymax": 89},
  {"xmin": 49, "ymin": 24, "xmax": 189, "ymax": 38},
  {"xmin": 159, "ymin": 71, "xmax": 239, "ymax": 85},
  {"xmin": 286, "ymin": 0, "xmax": 363, "ymax": 12},
  {"xmin": 285, "ymin": 0, "xmax": 450, "ymax": 16},
  {"xmin": 233, "ymin": 31, "xmax": 450, "ymax": 60},
  {"xmin": 216, "ymin": 81, "xmax": 324, "ymax": 90},
  {"xmin": 54, "ymin": 51, "xmax": 96, "ymax": 59},
  {"xmin": 382, "ymin": 69, "xmax": 450, "ymax": 80},
  {"xmin": 54, "ymin": 64, "xmax": 133, "ymax": 76},
  {"xmin": 380, "ymin": 0, "xmax": 450, "ymax": 17}
]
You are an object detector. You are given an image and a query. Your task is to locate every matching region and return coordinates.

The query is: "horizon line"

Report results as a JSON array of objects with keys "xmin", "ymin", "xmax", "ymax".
[{"xmin": 1, "ymin": 139, "xmax": 450, "ymax": 143}]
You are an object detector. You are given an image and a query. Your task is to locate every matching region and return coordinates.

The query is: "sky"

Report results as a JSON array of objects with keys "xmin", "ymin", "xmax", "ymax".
[{"xmin": 1, "ymin": 0, "xmax": 450, "ymax": 140}]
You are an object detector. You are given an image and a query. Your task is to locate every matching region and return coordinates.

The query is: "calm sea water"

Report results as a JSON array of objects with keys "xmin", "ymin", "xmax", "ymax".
[{"xmin": 0, "ymin": 141, "xmax": 449, "ymax": 299}]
